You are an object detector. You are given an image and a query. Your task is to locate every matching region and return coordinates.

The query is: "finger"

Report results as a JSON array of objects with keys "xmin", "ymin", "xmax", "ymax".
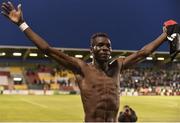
[
  {"xmin": 7, "ymin": 1, "xmax": 15, "ymax": 10},
  {"xmin": 2, "ymin": 2, "xmax": 11, "ymax": 11},
  {"xmin": 17, "ymin": 4, "xmax": 22, "ymax": 12},
  {"xmin": 163, "ymin": 26, "xmax": 167, "ymax": 32},
  {"xmin": 1, "ymin": 5, "xmax": 10, "ymax": 15},
  {"xmin": 1, "ymin": 11, "xmax": 9, "ymax": 18}
]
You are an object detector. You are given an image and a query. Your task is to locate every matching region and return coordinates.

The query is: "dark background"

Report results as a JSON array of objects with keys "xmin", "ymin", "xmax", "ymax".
[{"xmin": 0, "ymin": 0, "xmax": 180, "ymax": 51}]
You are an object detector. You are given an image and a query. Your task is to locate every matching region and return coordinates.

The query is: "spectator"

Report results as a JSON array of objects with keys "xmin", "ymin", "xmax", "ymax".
[{"xmin": 118, "ymin": 105, "xmax": 138, "ymax": 122}]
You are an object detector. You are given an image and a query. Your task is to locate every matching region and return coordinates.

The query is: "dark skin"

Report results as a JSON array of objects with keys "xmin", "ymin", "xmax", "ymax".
[{"xmin": 1, "ymin": 2, "xmax": 168, "ymax": 122}]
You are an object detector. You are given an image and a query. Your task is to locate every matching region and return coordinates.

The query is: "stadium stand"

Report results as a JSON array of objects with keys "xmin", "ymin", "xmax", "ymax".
[
  {"xmin": 120, "ymin": 62, "xmax": 180, "ymax": 96},
  {"xmin": 0, "ymin": 47, "xmax": 179, "ymax": 95}
]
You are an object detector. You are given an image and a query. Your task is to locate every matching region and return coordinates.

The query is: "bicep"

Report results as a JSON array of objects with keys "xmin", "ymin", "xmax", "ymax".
[
  {"xmin": 45, "ymin": 47, "xmax": 83, "ymax": 73},
  {"xmin": 121, "ymin": 50, "xmax": 147, "ymax": 69}
]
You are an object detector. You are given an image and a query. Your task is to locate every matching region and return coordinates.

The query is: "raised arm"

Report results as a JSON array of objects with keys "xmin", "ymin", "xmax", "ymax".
[
  {"xmin": 1, "ymin": 1, "xmax": 83, "ymax": 73},
  {"xmin": 119, "ymin": 28, "xmax": 168, "ymax": 69}
]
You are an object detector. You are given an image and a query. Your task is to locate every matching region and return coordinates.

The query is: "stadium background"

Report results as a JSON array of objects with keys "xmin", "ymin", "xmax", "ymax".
[{"xmin": 0, "ymin": 0, "xmax": 179, "ymax": 122}]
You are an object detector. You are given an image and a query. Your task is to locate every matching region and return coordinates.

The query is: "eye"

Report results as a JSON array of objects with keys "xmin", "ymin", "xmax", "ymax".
[
  {"xmin": 106, "ymin": 44, "xmax": 111, "ymax": 48},
  {"xmin": 97, "ymin": 43, "xmax": 104, "ymax": 47}
]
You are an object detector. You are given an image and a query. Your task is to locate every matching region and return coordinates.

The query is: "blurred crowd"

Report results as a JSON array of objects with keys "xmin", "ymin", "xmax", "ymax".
[
  {"xmin": 0, "ymin": 62, "xmax": 180, "ymax": 95},
  {"xmin": 22, "ymin": 62, "xmax": 180, "ymax": 95},
  {"xmin": 120, "ymin": 62, "xmax": 180, "ymax": 96}
]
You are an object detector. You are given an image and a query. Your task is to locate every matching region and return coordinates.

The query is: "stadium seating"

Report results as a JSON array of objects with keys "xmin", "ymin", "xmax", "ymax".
[{"xmin": 0, "ymin": 62, "xmax": 179, "ymax": 95}]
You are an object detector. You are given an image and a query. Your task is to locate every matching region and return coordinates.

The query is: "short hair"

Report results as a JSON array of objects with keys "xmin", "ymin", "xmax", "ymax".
[
  {"xmin": 90, "ymin": 32, "xmax": 110, "ymax": 47},
  {"xmin": 124, "ymin": 105, "xmax": 130, "ymax": 108}
]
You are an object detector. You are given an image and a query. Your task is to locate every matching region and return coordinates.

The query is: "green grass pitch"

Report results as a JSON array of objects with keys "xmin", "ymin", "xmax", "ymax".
[{"xmin": 0, "ymin": 95, "xmax": 179, "ymax": 122}]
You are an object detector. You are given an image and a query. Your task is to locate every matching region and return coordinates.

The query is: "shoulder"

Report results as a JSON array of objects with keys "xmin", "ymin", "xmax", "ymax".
[
  {"xmin": 109, "ymin": 57, "xmax": 123, "ymax": 70},
  {"xmin": 71, "ymin": 56, "xmax": 87, "ymax": 66}
]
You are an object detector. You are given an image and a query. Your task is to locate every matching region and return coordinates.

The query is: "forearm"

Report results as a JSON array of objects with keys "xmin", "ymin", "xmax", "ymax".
[
  {"xmin": 122, "ymin": 33, "xmax": 168, "ymax": 68},
  {"xmin": 22, "ymin": 25, "xmax": 50, "ymax": 51},
  {"xmin": 141, "ymin": 32, "xmax": 167, "ymax": 55}
]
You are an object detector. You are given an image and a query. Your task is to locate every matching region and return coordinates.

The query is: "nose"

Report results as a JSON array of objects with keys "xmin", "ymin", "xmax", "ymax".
[{"xmin": 102, "ymin": 45, "xmax": 109, "ymax": 51}]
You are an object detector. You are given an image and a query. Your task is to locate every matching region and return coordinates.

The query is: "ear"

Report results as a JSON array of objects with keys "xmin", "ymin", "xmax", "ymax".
[
  {"xmin": 90, "ymin": 46, "xmax": 94, "ymax": 54},
  {"xmin": 90, "ymin": 46, "xmax": 92, "ymax": 53}
]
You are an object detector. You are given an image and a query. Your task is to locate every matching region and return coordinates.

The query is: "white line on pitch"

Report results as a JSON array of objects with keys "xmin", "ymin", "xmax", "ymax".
[{"xmin": 20, "ymin": 98, "xmax": 48, "ymax": 108}]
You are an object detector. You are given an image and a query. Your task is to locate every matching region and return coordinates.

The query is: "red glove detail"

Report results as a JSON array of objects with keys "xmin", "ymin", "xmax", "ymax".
[{"xmin": 164, "ymin": 20, "xmax": 177, "ymax": 27}]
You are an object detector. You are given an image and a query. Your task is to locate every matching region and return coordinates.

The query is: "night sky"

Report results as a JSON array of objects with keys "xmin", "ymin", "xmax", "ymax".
[{"xmin": 0, "ymin": 0, "xmax": 180, "ymax": 51}]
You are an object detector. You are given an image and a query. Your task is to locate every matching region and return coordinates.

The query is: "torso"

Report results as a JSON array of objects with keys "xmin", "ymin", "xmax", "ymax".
[{"xmin": 76, "ymin": 60, "xmax": 122, "ymax": 122}]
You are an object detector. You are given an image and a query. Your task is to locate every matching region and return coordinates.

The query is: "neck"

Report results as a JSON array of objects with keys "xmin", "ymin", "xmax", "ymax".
[{"xmin": 92, "ymin": 58, "xmax": 109, "ymax": 71}]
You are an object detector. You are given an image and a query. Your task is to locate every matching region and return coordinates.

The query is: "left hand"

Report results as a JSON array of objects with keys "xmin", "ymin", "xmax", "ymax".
[
  {"xmin": 163, "ymin": 20, "xmax": 178, "ymax": 36},
  {"xmin": 1, "ymin": 1, "xmax": 24, "ymax": 26}
]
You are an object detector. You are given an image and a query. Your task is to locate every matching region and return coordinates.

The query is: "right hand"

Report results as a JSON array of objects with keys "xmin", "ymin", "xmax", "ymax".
[{"xmin": 1, "ymin": 1, "xmax": 24, "ymax": 25}]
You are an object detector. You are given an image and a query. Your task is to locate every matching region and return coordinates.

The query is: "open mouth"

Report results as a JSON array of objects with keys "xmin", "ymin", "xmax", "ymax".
[
  {"xmin": 99, "ymin": 53, "xmax": 108, "ymax": 56},
  {"xmin": 100, "ymin": 51, "xmax": 110, "ymax": 55},
  {"xmin": 99, "ymin": 53, "xmax": 110, "ymax": 59},
  {"xmin": 100, "ymin": 52, "xmax": 110, "ymax": 56}
]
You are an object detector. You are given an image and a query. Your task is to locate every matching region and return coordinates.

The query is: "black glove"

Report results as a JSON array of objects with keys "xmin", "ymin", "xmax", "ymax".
[{"xmin": 166, "ymin": 24, "xmax": 180, "ymax": 37}]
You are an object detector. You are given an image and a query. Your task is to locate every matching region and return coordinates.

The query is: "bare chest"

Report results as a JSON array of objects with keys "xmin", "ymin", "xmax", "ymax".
[
  {"xmin": 75, "ymin": 64, "xmax": 120, "ymax": 112},
  {"xmin": 77, "ymin": 64, "xmax": 120, "ymax": 94}
]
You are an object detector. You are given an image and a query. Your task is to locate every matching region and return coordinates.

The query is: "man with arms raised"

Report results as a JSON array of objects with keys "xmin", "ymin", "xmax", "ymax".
[{"xmin": 1, "ymin": 2, "xmax": 176, "ymax": 122}]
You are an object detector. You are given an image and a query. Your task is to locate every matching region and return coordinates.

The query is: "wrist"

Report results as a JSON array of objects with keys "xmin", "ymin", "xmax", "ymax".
[
  {"xmin": 162, "ymin": 32, "xmax": 168, "ymax": 42},
  {"xmin": 163, "ymin": 32, "xmax": 168, "ymax": 36},
  {"xmin": 19, "ymin": 22, "xmax": 29, "ymax": 32},
  {"xmin": 17, "ymin": 20, "xmax": 25, "ymax": 26}
]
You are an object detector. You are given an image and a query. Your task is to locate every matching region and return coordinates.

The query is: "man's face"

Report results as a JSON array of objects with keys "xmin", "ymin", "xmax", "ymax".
[{"xmin": 91, "ymin": 36, "xmax": 112, "ymax": 62}]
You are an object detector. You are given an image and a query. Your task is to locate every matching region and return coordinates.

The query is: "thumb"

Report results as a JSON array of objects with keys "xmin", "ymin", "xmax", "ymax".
[
  {"xmin": 17, "ymin": 4, "xmax": 24, "ymax": 24},
  {"xmin": 17, "ymin": 4, "xmax": 22, "ymax": 12}
]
